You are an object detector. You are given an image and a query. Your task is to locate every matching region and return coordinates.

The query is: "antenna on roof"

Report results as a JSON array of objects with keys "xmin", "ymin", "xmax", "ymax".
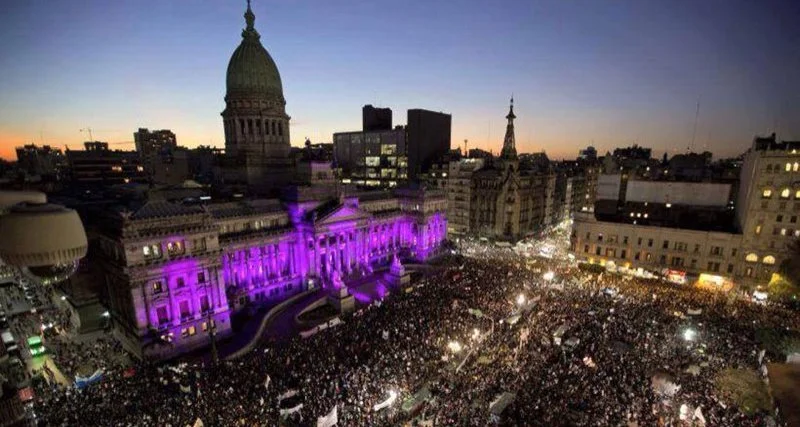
[{"xmin": 690, "ymin": 96, "xmax": 701, "ymax": 153}]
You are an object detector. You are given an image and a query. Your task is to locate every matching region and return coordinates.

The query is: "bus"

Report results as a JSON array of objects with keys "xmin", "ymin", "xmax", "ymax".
[
  {"xmin": 1, "ymin": 331, "xmax": 18, "ymax": 356},
  {"xmin": 27, "ymin": 336, "xmax": 45, "ymax": 357}
]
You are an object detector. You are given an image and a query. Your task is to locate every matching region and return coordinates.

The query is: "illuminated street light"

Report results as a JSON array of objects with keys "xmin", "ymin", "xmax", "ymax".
[
  {"xmin": 683, "ymin": 328, "xmax": 696, "ymax": 341},
  {"xmin": 543, "ymin": 271, "xmax": 555, "ymax": 281},
  {"xmin": 101, "ymin": 311, "xmax": 110, "ymax": 318},
  {"xmin": 516, "ymin": 294, "xmax": 526, "ymax": 306},
  {"xmin": 447, "ymin": 341, "xmax": 462, "ymax": 353}
]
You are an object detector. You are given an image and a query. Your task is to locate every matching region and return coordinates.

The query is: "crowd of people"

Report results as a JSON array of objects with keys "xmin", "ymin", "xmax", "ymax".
[{"xmin": 30, "ymin": 234, "xmax": 798, "ymax": 426}]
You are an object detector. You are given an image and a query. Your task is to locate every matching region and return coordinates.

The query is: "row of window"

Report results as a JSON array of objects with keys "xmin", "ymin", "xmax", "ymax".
[
  {"xmin": 142, "ymin": 239, "xmax": 206, "ymax": 260},
  {"xmin": 745, "ymin": 253, "xmax": 776, "ymax": 264},
  {"xmin": 155, "ymin": 297, "xmax": 213, "ymax": 325},
  {"xmin": 151, "ymin": 272, "xmax": 207, "ymax": 294},
  {"xmin": 765, "ymin": 162, "xmax": 800, "ymax": 173},
  {"xmin": 761, "ymin": 188, "xmax": 800, "ymax": 199},
  {"xmin": 587, "ymin": 233, "xmax": 730, "ymax": 256},
  {"xmin": 180, "ymin": 320, "xmax": 216, "ymax": 339}
]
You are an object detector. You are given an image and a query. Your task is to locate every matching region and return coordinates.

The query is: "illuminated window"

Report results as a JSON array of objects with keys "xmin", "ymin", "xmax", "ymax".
[
  {"xmin": 762, "ymin": 255, "xmax": 776, "ymax": 265},
  {"xmin": 762, "ymin": 189, "xmax": 772, "ymax": 198},
  {"xmin": 152, "ymin": 281, "xmax": 163, "ymax": 294},
  {"xmin": 111, "ymin": 165, "xmax": 122, "ymax": 172},
  {"xmin": 745, "ymin": 253, "xmax": 758, "ymax": 263},
  {"xmin": 167, "ymin": 241, "xmax": 184, "ymax": 256},
  {"xmin": 143, "ymin": 244, "xmax": 161, "ymax": 259},
  {"xmin": 781, "ymin": 228, "xmax": 787, "ymax": 236},
  {"xmin": 136, "ymin": 165, "xmax": 144, "ymax": 172},
  {"xmin": 781, "ymin": 188, "xmax": 791, "ymax": 199},
  {"xmin": 794, "ymin": 162, "xmax": 799, "ymax": 172},
  {"xmin": 755, "ymin": 225, "xmax": 762, "ymax": 235},
  {"xmin": 796, "ymin": 190, "xmax": 800, "ymax": 199},
  {"xmin": 786, "ymin": 163, "xmax": 792, "ymax": 172}
]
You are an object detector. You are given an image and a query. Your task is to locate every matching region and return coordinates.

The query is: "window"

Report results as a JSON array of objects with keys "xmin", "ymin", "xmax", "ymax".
[
  {"xmin": 584, "ymin": 245, "xmax": 589, "ymax": 253},
  {"xmin": 745, "ymin": 253, "xmax": 758, "ymax": 263},
  {"xmin": 634, "ymin": 252, "xmax": 640, "ymax": 260},
  {"xmin": 766, "ymin": 164, "xmax": 773, "ymax": 173},
  {"xmin": 755, "ymin": 225, "xmax": 762, "ymax": 235},
  {"xmin": 181, "ymin": 326, "xmax": 196, "ymax": 338},
  {"xmin": 659, "ymin": 255, "xmax": 667, "ymax": 265},
  {"xmin": 690, "ymin": 259, "xmax": 697, "ymax": 268},
  {"xmin": 585, "ymin": 232, "xmax": 590, "ymax": 239},
  {"xmin": 142, "ymin": 244, "xmax": 161, "ymax": 259},
  {"xmin": 197, "ymin": 272, "xmax": 206, "ymax": 283},
  {"xmin": 662, "ymin": 240, "xmax": 669, "ymax": 249},
  {"xmin": 620, "ymin": 250, "xmax": 627, "ymax": 259},
  {"xmin": 595, "ymin": 247, "xmax": 601, "ymax": 256},
  {"xmin": 763, "ymin": 255, "xmax": 776, "ymax": 265},
  {"xmin": 648, "ymin": 239, "xmax": 653, "ymax": 247},
  {"xmin": 777, "ymin": 215, "xmax": 784, "ymax": 222},
  {"xmin": 781, "ymin": 188, "xmax": 791, "ymax": 199},
  {"xmin": 794, "ymin": 162, "xmax": 799, "ymax": 172},
  {"xmin": 200, "ymin": 295, "xmax": 211, "ymax": 313},
  {"xmin": 781, "ymin": 228, "xmax": 787, "ymax": 236},
  {"xmin": 167, "ymin": 241, "xmax": 184, "ymax": 256},
  {"xmin": 727, "ymin": 264, "xmax": 734, "ymax": 273},
  {"xmin": 177, "ymin": 277, "xmax": 185, "ymax": 288},
  {"xmin": 623, "ymin": 236, "xmax": 628, "ymax": 245},
  {"xmin": 156, "ymin": 306, "xmax": 169, "ymax": 325},
  {"xmin": 645, "ymin": 253, "xmax": 652, "ymax": 261},
  {"xmin": 597, "ymin": 234, "xmax": 604, "ymax": 242},
  {"xmin": 796, "ymin": 190, "xmax": 800, "ymax": 199},
  {"xmin": 152, "ymin": 281, "xmax": 163, "ymax": 294},
  {"xmin": 179, "ymin": 301, "xmax": 191, "ymax": 319},
  {"xmin": 637, "ymin": 238, "xmax": 643, "ymax": 246},
  {"xmin": 710, "ymin": 246, "xmax": 723, "ymax": 256},
  {"xmin": 762, "ymin": 189, "xmax": 773, "ymax": 198},
  {"xmin": 786, "ymin": 163, "xmax": 792, "ymax": 172},
  {"xmin": 731, "ymin": 249, "xmax": 737, "ymax": 257}
]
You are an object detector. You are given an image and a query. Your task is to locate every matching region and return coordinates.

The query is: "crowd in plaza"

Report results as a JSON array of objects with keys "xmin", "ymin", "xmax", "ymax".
[{"xmin": 30, "ymin": 235, "xmax": 798, "ymax": 426}]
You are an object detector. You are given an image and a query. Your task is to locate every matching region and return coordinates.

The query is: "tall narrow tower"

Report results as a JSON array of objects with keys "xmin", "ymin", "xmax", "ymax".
[
  {"xmin": 500, "ymin": 97, "xmax": 518, "ymax": 160},
  {"xmin": 222, "ymin": 1, "xmax": 293, "ymax": 192}
]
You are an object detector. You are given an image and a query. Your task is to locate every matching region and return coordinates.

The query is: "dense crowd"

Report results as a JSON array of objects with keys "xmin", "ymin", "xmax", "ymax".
[{"xmin": 31, "ymin": 235, "xmax": 798, "ymax": 426}]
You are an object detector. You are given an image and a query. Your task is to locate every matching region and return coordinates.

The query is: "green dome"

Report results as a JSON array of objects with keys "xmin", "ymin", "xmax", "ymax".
[{"xmin": 225, "ymin": 4, "xmax": 283, "ymax": 101}]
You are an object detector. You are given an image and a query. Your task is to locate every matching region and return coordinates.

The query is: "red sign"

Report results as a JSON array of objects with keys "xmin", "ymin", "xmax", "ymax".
[{"xmin": 18, "ymin": 387, "xmax": 34, "ymax": 402}]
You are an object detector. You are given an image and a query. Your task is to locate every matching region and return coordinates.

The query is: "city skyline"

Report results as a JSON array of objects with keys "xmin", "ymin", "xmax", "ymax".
[{"xmin": 1, "ymin": 0, "xmax": 799, "ymax": 161}]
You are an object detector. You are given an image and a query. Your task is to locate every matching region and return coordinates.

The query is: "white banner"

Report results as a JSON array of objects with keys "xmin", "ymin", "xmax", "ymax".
[
  {"xmin": 278, "ymin": 389, "xmax": 299, "ymax": 403},
  {"xmin": 373, "ymin": 391, "xmax": 398, "ymax": 412},
  {"xmin": 316, "ymin": 405, "xmax": 338, "ymax": 427},
  {"xmin": 280, "ymin": 403, "xmax": 303, "ymax": 417}
]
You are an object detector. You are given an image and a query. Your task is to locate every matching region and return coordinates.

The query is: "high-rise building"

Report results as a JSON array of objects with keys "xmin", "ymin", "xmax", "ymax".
[
  {"xmin": 406, "ymin": 109, "xmax": 451, "ymax": 179},
  {"xmin": 362, "ymin": 105, "xmax": 392, "ymax": 131},
  {"xmin": 735, "ymin": 133, "xmax": 800, "ymax": 285},
  {"xmin": 15, "ymin": 144, "xmax": 65, "ymax": 178},
  {"xmin": 133, "ymin": 128, "xmax": 177, "ymax": 159},
  {"xmin": 221, "ymin": 2, "xmax": 293, "ymax": 193},
  {"xmin": 333, "ymin": 127, "xmax": 408, "ymax": 188},
  {"xmin": 446, "ymin": 158, "xmax": 485, "ymax": 236},
  {"xmin": 66, "ymin": 142, "xmax": 147, "ymax": 187}
]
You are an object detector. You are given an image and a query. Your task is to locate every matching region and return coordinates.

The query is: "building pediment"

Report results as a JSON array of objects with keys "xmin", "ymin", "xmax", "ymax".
[{"xmin": 315, "ymin": 204, "xmax": 372, "ymax": 225}]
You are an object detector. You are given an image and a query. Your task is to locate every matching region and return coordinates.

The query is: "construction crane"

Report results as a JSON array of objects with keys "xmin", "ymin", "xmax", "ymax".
[{"xmin": 79, "ymin": 128, "xmax": 94, "ymax": 141}]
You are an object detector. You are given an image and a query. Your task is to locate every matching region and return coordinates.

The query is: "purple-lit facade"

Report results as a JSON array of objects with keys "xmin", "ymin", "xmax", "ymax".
[{"xmin": 97, "ymin": 190, "xmax": 446, "ymax": 360}]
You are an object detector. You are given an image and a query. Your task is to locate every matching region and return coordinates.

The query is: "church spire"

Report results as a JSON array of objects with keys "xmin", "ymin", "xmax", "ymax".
[{"xmin": 500, "ymin": 97, "xmax": 517, "ymax": 160}]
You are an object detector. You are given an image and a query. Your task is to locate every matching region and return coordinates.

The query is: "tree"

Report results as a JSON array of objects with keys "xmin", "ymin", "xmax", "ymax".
[{"xmin": 770, "ymin": 238, "xmax": 800, "ymax": 302}]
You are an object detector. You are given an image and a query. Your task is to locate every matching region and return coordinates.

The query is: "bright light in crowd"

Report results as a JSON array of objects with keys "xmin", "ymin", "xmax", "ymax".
[
  {"xmin": 683, "ymin": 328, "xmax": 696, "ymax": 341},
  {"xmin": 472, "ymin": 328, "xmax": 480, "ymax": 340},
  {"xmin": 516, "ymin": 294, "xmax": 526, "ymax": 306},
  {"xmin": 448, "ymin": 341, "xmax": 462, "ymax": 353},
  {"xmin": 543, "ymin": 271, "xmax": 555, "ymax": 281},
  {"xmin": 102, "ymin": 311, "xmax": 110, "ymax": 317}
]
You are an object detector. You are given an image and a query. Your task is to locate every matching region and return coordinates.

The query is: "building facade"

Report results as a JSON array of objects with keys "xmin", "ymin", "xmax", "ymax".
[
  {"xmin": 362, "ymin": 105, "xmax": 392, "ymax": 132},
  {"xmin": 446, "ymin": 158, "xmax": 485, "ymax": 236},
  {"xmin": 735, "ymin": 134, "xmax": 800, "ymax": 284},
  {"xmin": 134, "ymin": 128, "xmax": 177, "ymax": 160},
  {"xmin": 15, "ymin": 144, "xmax": 65, "ymax": 178},
  {"xmin": 333, "ymin": 128, "xmax": 408, "ymax": 188},
  {"xmin": 406, "ymin": 109, "xmax": 452, "ymax": 180},
  {"xmin": 467, "ymin": 100, "xmax": 556, "ymax": 240},
  {"xmin": 571, "ymin": 134, "xmax": 800, "ymax": 290},
  {"xmin": 66, "ymin": 142, "xmax": 148, "ymax": 187},
  {"xmin": 94, "ymin": 190, "xmax": 446, "ymax": 360}
]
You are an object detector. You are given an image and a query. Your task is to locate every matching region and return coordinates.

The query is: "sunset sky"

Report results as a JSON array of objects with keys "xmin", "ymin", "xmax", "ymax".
[{"xmin": 1, "ymin": 0, "xmax": 798, "ymax": 161}]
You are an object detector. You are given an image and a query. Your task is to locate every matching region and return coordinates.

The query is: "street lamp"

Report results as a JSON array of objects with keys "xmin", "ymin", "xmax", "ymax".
[
  {"xmin": 447, "ymin": 341, "xmax": 462, "ymax": 353},
  {"xmin": 516, "ymin": 294, "xmax": 526, "ymax": 306}
]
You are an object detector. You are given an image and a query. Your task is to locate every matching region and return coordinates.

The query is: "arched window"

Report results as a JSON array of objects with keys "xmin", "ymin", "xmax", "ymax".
[
  {"xmin": 766, "ymin": 164, "xmax": 773, "ymax": 173},
  {"xmin": 762, "ymin": 255, "xmax": 776, "ymax": 265},
  {"xmin": 745, "ymin": 253, "xmax": 758, "ymax": 263},
  {"xmin": 786, "ymin": 163, "xmax": 792, "ymax": 172},
  {"xmin": 781, "ymin": 188, "xmax": 791, "ymax": 199},
  {"xmin": 796, "ymin": 189, "xmax": 800, "ymax": 199},
  {"xmin": 762, "ymin": 189, "xmax": 772, "ymax": 198},
  {"xmin": 794, "ymin": 162, "xmax": 799, "ymax": 172}
]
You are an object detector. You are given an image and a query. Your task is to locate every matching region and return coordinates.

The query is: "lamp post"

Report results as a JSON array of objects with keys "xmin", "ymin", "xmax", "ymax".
[{"xmin": 206, "ymin": 311, "xmax": 219, "ymax": 365}]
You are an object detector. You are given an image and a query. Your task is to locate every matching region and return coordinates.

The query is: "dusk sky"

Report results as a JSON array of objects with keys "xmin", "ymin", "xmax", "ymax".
[{"xmin": 1, "ymin": 0, "xmax": 798, "ymax": 161}]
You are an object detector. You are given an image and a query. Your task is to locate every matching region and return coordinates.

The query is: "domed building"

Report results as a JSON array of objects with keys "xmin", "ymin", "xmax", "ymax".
[{"xmin": 222, "ymin": 1, "xmax": 293, "ymax": 194}]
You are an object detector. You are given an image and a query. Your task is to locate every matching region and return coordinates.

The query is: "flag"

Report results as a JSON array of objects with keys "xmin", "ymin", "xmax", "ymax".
[{"xmin": 316, "ymin": 405, "xmax": 338, "ymax": 427}]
